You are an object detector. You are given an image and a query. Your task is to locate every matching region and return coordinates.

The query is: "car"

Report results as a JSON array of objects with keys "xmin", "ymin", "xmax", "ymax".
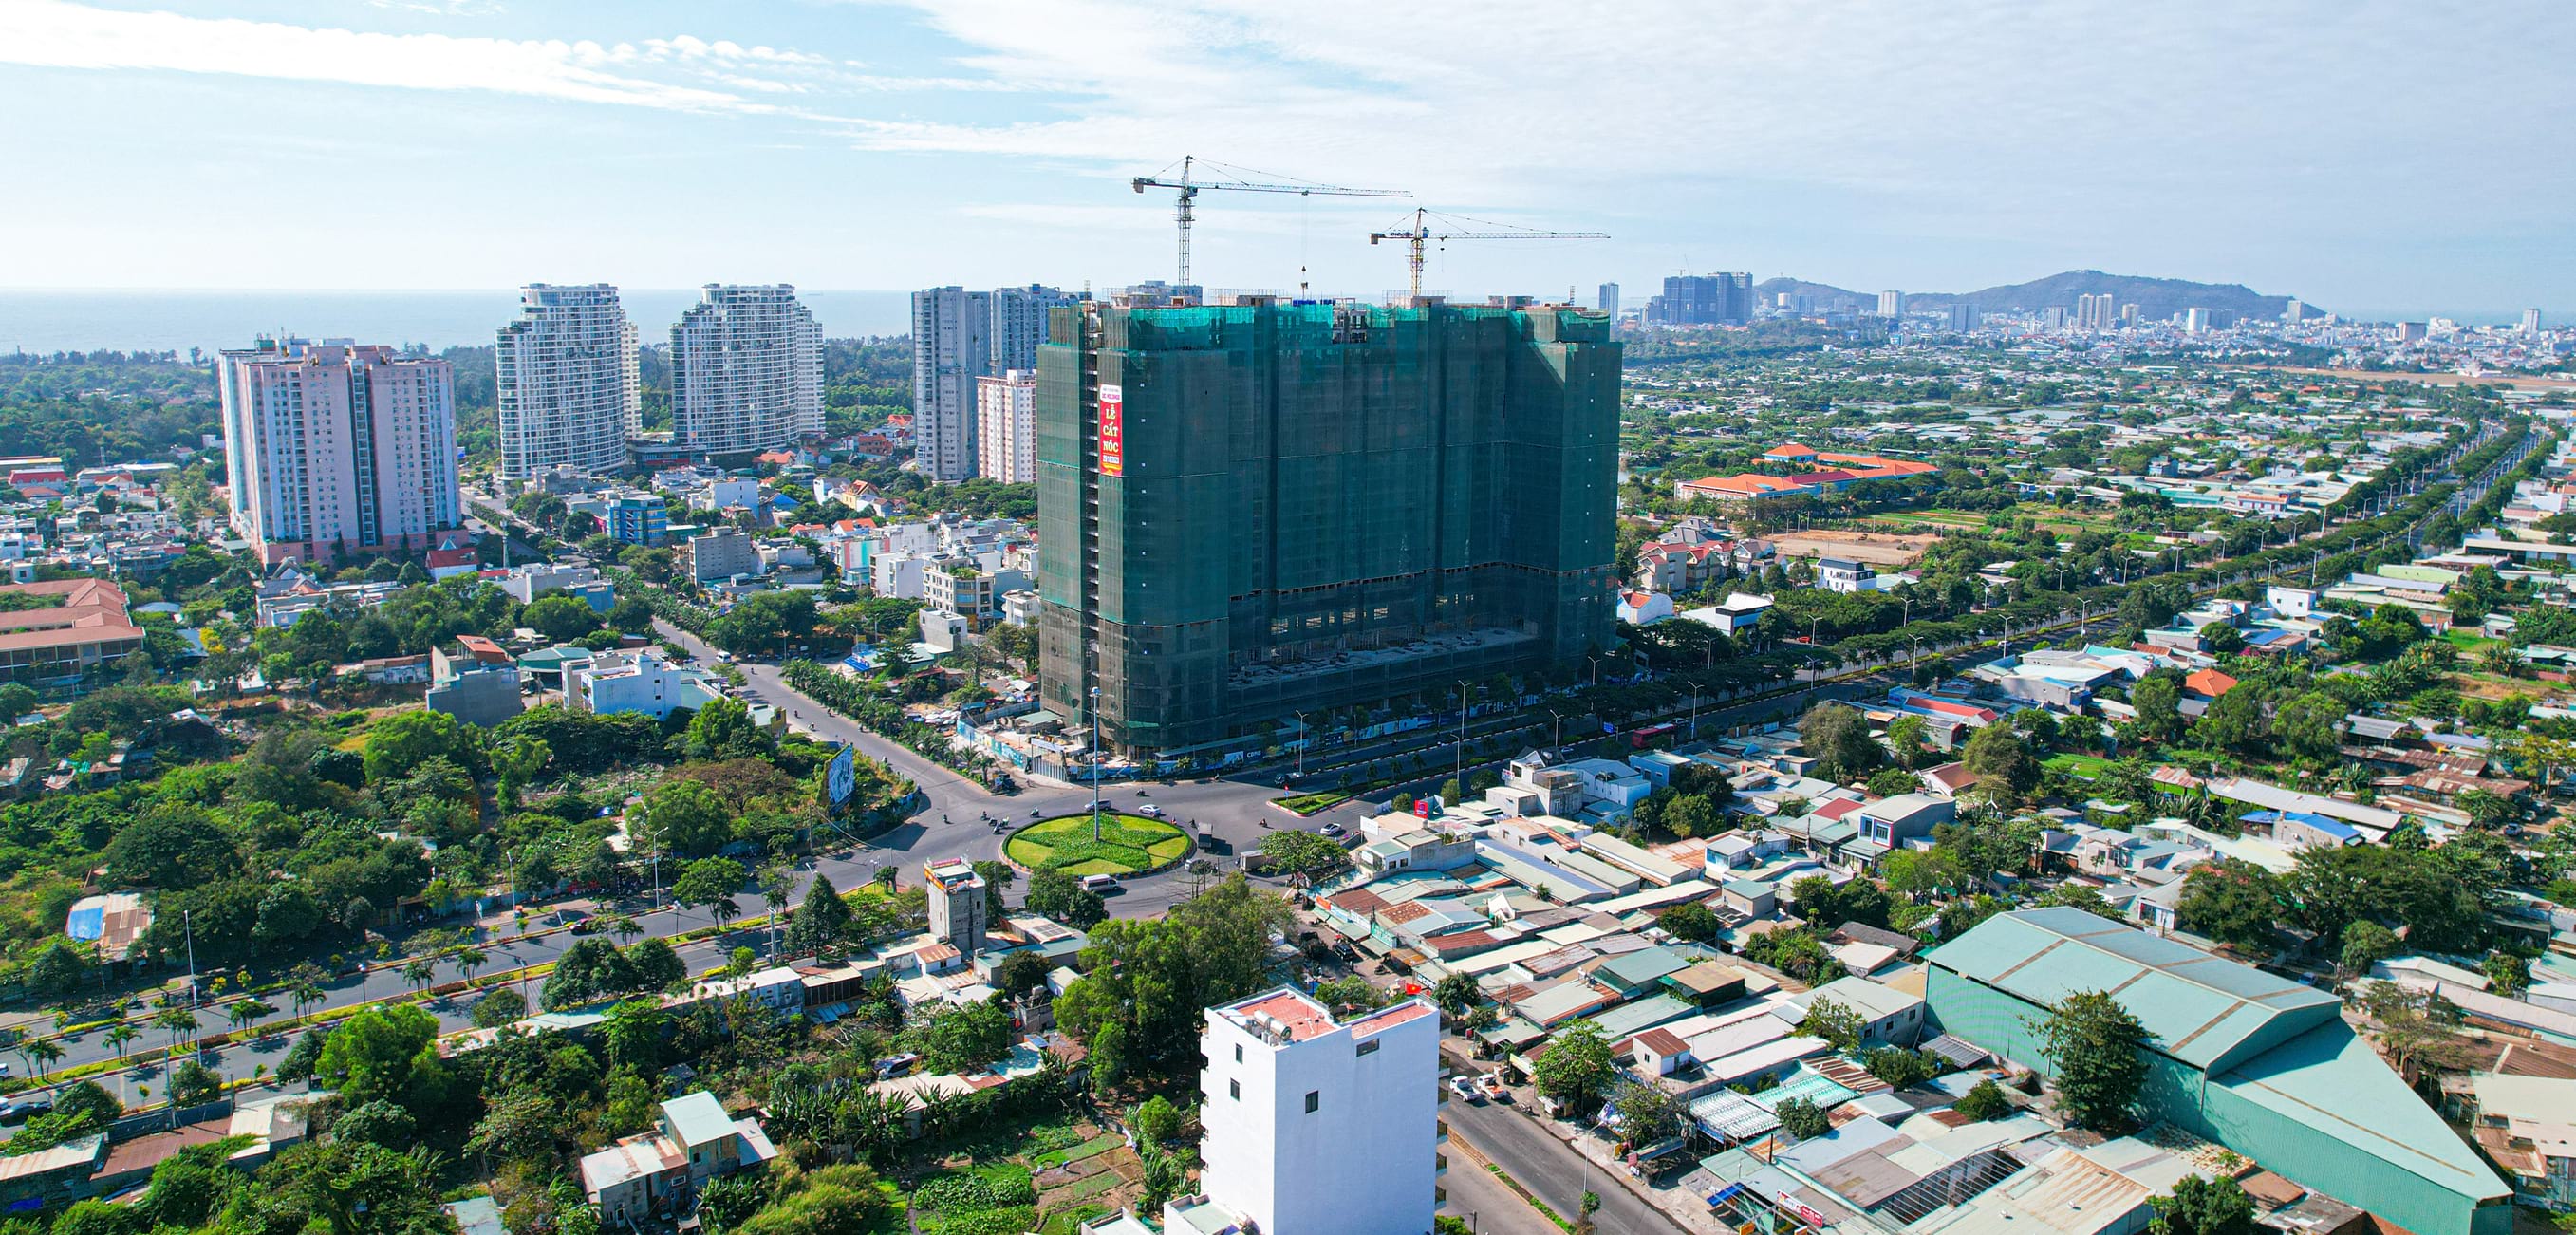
[
  {"xmin": 1317, "ymin": 822, "xmax": 1345, "ymax": 838},
  {"xmin": 1031, "ymin": 808, "xmax": 1043, "ymax": 818},
  {"xmin": 567, "ymin": 916, "xmax": 599, "ymax": 935},
  {"xmin": 1479, "ymin": 1075, "xmax": 1511, "ymax": 1102},
  {"xmin": 1447, "ymin": 1076, "xmax": 1483, "ymax": 1103},
  {"xmin": 1138, "ymin": 803, "xmax": 1163, "ymax": 817},
  {"xmin": 1079, "ymin": 873, "xmax": 1121, "ymax": 892},
  {"xmin": 0, "ymin": 1096, "xmax": 50, "ymax": 1125}
]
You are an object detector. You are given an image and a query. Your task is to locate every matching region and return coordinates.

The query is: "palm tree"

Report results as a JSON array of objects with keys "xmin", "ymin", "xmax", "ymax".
[
  {"xmin": 290, "ymin": 980, "xmax": 327, "ymax": 1026},
  {"xmin": 610, "ymin": 916, "xmax": 643, "ymax": 945},
  {"xmin": 153, "ymin": 1007, "xmax": 199, "ymax": 1059},
  {"xmin": 402, "ymin": 957, "xmax": 437, "ymax": 999},
  {"xmin": 25, "ymin": 1039, "xmax": 62, "ymax": 1079},
  {"xmin": 455, "ymin": 946, "xmax": 488, "ymax": 986},
  {"xmin": 103, "ymin": 1023, "xmax": 139, "ymax": 1062}
]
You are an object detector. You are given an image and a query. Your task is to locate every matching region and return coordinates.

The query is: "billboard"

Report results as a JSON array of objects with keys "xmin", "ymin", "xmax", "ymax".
[
  {"xmin": 827, "ymin": 743, "xmax": 857, "ymax": 805},
  {"xmin": 1098, "ymin": 384, "xmax": 1125, "ymax": 477}
]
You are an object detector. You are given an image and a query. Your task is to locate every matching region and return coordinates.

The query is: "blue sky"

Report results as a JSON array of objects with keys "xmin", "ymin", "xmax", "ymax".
[{"xmin": 5, "ymin": 0, "xmax": 2573, "ymax": 317}]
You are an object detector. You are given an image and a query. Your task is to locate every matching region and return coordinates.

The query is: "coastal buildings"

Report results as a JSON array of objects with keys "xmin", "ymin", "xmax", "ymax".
[
  {"xmin": 1036, "ymin": 298, "xmax": 1621, "ymax": 761},
  {"xmin": 1646, "ymin": 273, "xmax": 1751, "ymax": 326},
  {"xmin": 495, "ymin": 283, "xmax": 639, "ymax": 478},
  {"xmin": 912, "ymin": 287, "xmax": 990, "ymax": 483},
  {"xmin": 1191, "ymin": 987, "xmax": 1440, "ymax": 1235},
  {"xmin": 669, "ymin": 285, "xmax": 822, "ymax": 458},
  {"xmin": 975, "ymin": 369, "xmax": 1038, "ymax": 484},
  {"xmin": 216, "ymin": 338, "xmax": 461, "ymax": 566},
  {"xmin": 916, "ymin": 285, "xmax": 1080, "ymax": 482}
]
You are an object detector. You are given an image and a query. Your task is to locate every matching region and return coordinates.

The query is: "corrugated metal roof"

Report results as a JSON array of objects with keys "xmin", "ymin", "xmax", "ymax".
[{"xmin": 1923, "ymin": 907, "xmax": 2336, "ymax": 1070}]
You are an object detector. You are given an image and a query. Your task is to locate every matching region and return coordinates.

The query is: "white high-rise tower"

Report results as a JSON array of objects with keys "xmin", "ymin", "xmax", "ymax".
[
  {"xmin": 495, "ymin": 283, "xmax": 639, "ymax": 478},
  {"xmin": 669, "ymin": 285, "xmax": 822, "ymax": 457},
  {"xmin": 912, "ymin": 287, "xmax": 992, "ymax": 483}
]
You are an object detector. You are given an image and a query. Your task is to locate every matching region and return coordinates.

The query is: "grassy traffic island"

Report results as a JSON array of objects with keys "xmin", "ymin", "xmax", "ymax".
[{"xmin": 1005, "ymin": 813, "xmax": 1193, "ymax": 876}]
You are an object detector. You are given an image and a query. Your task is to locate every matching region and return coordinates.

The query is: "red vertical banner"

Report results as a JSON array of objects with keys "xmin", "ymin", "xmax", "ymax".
[{"xmin": 1098, "ymin": 384, "xmax": 1125, "ymax": 477}]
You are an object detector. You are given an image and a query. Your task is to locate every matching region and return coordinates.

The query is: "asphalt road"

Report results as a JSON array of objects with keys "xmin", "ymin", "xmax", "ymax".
[{"xmin": 1441, "ymin": 1093, "xmax": 1688, "ymax": 1235}]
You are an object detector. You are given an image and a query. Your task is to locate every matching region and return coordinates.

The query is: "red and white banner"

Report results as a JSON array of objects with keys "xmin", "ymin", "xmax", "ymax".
[{"xmin": 1098, "ymin": 384, "xmax": 1125, "ymax": 477}]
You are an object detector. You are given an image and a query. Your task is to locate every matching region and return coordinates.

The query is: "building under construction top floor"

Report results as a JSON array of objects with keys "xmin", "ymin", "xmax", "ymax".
[{"xmin": 1036, "ymin": 296, "xmax": 1621, "ymax": 762}]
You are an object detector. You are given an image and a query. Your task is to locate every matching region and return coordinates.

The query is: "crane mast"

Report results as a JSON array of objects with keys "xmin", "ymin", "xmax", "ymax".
[
  {"xmin": 1129, "ymin": 156, "xmax": 1408, "ymax": 291},
  {"xmin": 1367, "ymin": 207, "xmax": 1611, "ymax": 301}
]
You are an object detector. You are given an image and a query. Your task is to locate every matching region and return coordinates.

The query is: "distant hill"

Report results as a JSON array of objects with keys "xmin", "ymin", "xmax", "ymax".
[{"xmin": 1751, "ymin": 270, "xmax": 2318, "ymax": 324}]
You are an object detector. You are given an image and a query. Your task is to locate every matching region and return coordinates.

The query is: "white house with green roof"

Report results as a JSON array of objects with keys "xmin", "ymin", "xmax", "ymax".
[{"xmin": 1923, "ymin": 908, "xmax": 2510, "ymax": 1235}]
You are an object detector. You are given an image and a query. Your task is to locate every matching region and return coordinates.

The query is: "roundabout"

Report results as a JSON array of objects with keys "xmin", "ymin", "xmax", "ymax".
[{"xmin": 1004, "ymin": 813, "xmax": 1194, "ymax": 877}]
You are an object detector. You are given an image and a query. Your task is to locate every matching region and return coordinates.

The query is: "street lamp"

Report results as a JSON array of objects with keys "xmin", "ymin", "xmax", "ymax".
[
  {"xmin": 1294, "ymin": 710, "xmax": 1309, "ymax": 779},
  {"xmin": 1089, "ymin": 686, "xmax": 1103, "ymax": 843}
]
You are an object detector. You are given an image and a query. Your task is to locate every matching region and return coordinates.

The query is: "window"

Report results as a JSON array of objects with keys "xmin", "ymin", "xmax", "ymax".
[
  {"xmin": 1229, "ymin": 1079, "xmax": 1240, "ymax": 1100},
  {"xmin": 1357, "ymin": 1039, "xmax": 1380, "ymax": 1057},
  {"xmin": 1304, "ymin": 1091, "xmax": 1320, "ymax": 1113},
  {"xmin": 1234, "ymin": 1044, "xmax": 1242, "ymax": 1063}
]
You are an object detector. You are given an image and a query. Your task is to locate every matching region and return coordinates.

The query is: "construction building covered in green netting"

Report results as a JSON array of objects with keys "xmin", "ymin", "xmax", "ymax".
[{"xmin": 1035, "ymin": 297, "xmax": 1621, "ymax": 762}]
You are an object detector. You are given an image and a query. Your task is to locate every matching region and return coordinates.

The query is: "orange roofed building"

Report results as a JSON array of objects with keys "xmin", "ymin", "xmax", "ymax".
[{"xmin": 0, "ymin": 579, "xmax": 145, "ymax": 681}]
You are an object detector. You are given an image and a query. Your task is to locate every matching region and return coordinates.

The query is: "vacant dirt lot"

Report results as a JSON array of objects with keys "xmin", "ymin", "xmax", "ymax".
[{"xmin": 1774, "ymin": 529, "xmax": 1942, "ymax": 567}]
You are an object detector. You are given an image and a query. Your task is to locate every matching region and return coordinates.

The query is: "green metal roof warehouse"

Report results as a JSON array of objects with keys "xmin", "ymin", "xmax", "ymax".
[{"xmin": 1923, "ymin": 908, "xmax": 2509, "ymax": 1235}]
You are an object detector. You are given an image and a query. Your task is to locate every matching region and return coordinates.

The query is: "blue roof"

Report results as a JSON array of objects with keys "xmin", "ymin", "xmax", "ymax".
[{"xmin": 65, "ymin": 905, "xmax": 103, "ymax": 941}]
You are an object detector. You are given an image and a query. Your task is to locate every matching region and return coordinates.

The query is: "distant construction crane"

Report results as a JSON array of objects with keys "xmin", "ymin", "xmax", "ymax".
[
  {"xmin": 1130, "ymin": 156, "xmax": 1409, "ymax": 291},
  {"xmin": 1368, "ymin": 208, "xmax": 1610, "ymax": 302}
]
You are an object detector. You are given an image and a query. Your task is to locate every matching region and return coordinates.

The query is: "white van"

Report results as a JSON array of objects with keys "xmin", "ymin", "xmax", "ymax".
[{"xmin": 1080, "ymin": 873, "xmax": 1120, "ymax": 892}]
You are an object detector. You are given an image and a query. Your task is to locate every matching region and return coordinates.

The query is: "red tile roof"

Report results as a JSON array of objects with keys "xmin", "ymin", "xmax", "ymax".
[{"xmin": 1633, "ymin": 1027, "xmax": 1690, "ymax": 1057}]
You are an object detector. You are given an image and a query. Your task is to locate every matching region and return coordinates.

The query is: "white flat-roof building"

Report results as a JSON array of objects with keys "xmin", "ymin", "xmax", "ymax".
[
  {"xmin": 1196, "ymin": 987, "xmax": 1441, "ymax": 1235},
  {"xmin": 568, "ymin": 647, "xmax": 724, "ymax": 720}
]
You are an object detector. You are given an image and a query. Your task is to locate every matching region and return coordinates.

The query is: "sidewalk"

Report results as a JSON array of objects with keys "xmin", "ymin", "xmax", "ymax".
[{"xmin": 1542, "ymin": 1117, "xmax": 1730, "ymax": 1235}]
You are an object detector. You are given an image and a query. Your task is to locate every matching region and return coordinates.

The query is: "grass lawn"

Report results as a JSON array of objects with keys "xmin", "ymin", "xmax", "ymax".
[
  {"xmin": 2044, "ymin": 752, "xmax": 2113, "ymax": 779},
  {"xmin": 2445, "ymin": 630, "xmax": 2497, "ymax": 652},
  {"xmin": 1276, "ymin": 790, "xmax": 1353, "ymax": 815},
  {"xmin": 1005, "ymin": 814, "xmax": 1191, "ymax": 874}
]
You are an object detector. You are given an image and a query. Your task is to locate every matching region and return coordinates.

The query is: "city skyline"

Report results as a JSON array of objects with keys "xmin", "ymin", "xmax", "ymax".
[{"xmin": 3, "ymin": 1, "xmax": 2572, "ymax": 315}]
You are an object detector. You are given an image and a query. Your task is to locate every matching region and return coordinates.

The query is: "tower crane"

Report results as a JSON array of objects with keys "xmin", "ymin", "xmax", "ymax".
[
  {"xmin": 1130, "ymin": 156, "xmax": 1408, "ymax": 291},
  {"xmin": 1368, "ymin": 208, "xmax": 1610, "ymax": 302}
]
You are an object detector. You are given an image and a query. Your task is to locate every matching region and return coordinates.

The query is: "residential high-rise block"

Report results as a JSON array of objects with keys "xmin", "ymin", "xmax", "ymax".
[
  {"xmin": 669, "ymin": 285, "xmax": 822, "ymax": 458},
  {"xmin": 1190, "ymin": 987, "xmax": 1440, "ymax": 1235},
  {"xmin": 1947, "ymin": 302, "xmax": 1979, "ymax": 332},
  {"xmin": 2074, "ymin": 292, "xmax": 2118, "ymax": 331},
  {"xmin": 989, "ymin": 284, "xmax": 1079, "ymax": 374},
  {"xmin": 2120, "ymin": 303, "xmax": 2141, "ymax": 326},
  {"xmin": 1597, "ymin": 281, "xmax": 1619, "ymax": 318},
  {"xmin": 1038, "ymin": 299, "xmax": 1621, "ymax": 761},
  {"xmin": 912, "ymin": 287, "xmax": 992, "ymax": 483},
  {"xmin": 2283, "ymin": 298, "xmax": 2305, "ymax": 323},
  {"xmin": 217, "ymin": 338, "xmax": 460, "ymax": 566},
  {"xmin": 2184, "ymin": 307, "xmax": 2212, "ymax": 333},
  {"xmin": 975, "ymin": 369, "xmax": 1038, "ymax": 484},
  {"xmin": 1877, "ymin": 290, "xmax": 1904, "ymax": 318},
  {"xmin": 495, "ymin": 283, "xmax": 639, "ymax": 478},
  {"xmin": 2520, "ymin": 308, "xmax": 2543, "ymax": 336},
  {"xmin": 1644, "ymin": 273, "xmax": 1750, "ymax": 325}
]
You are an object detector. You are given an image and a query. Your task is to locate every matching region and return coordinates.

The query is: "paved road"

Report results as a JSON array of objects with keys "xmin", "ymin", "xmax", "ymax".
[
  {"xmin": 1442, "ymin": 1095, "xmax": 1688, "ymax": 1235},
  {"xmin": 1438, "ymin": 1132, "xmax": 1562, "ymax": 1235}
]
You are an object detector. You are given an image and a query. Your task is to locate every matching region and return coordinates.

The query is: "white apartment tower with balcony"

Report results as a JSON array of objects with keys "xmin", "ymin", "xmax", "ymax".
[
  {"xmin": 975, "ymin": 369, "xmax": 1038, "ymax": 484},
  {"xmin": 1191, "ymin": 987, "xmax": 1440, "ymax": 1235},
  {"xmin": 217, "ymin": 338, "xmax": 460, "ymax": 566},
  {"xmin": 669, "ymin": 285, "xmax": 822, "ymax": 457},
  {"xmin": 495, "ymin": 283, "xmax": 640, "ymax": 478},
  {"xmin": 911, "ymin": 287, "xmax": 991, "ymax": 483}
]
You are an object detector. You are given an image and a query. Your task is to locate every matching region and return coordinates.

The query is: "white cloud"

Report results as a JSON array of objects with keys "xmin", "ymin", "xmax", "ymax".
[{"xmin": 0, "ymin": 0, "xmax": 807, "ymax": 113}]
